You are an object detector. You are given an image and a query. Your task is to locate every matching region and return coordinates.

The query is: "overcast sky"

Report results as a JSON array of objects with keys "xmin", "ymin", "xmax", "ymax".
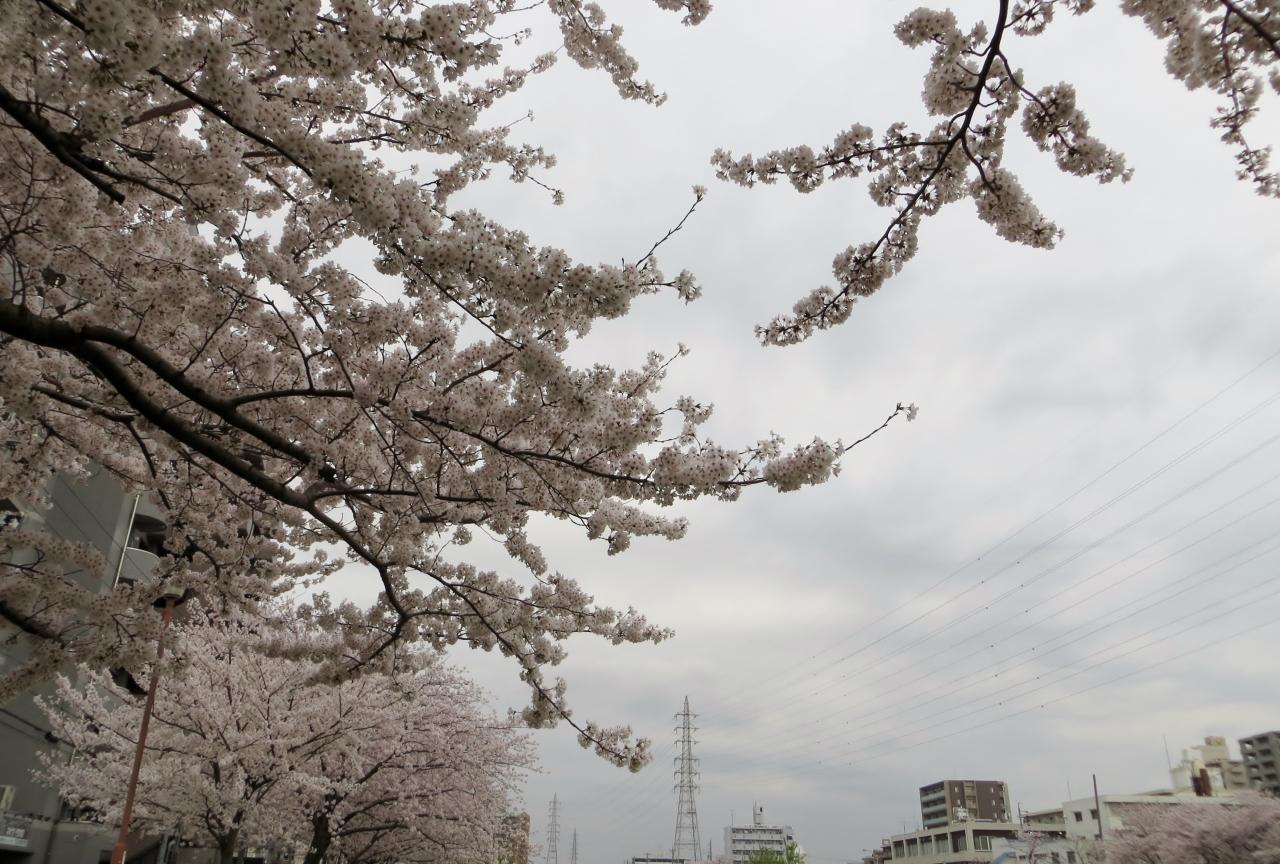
[{"xmin": 326, "ymin": 3, "xmax": 1280, "ymax": 863}]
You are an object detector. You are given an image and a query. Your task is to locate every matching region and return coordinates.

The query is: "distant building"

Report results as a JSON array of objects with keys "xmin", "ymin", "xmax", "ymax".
[
  {"xmin": 919, "ymin": 781, "xmax": 1011, "ymax": 829},
  {"xmin": 1169, "ymin": 735, "xmax": 1249, "ymax": 795},
  {"xmin": 723, "ymin": 805, "xmax": 795, "ymax": 864},
  {"xmin": 1238, "ymin": 730, "xmax": 1280, "ymax": 797}
]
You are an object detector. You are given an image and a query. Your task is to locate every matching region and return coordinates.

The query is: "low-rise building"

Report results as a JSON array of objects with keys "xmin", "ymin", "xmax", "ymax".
[
  {"xmin": 1060, "ymin": 793, "xmax": 1234, "ymax": 842},
  {"xmin": 864, "ymin": 820, "xmax": 1022, "ymax": 864}
]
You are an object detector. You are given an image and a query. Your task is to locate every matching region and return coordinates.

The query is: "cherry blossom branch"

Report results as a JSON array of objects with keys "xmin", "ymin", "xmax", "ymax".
[
  {"xmin": 0, "ymin": 83, "xmax": 125, "ymax": 204},
  {"xmin": 1219, "ymin": 0, "xmax": 1280, "ymax": 58}
]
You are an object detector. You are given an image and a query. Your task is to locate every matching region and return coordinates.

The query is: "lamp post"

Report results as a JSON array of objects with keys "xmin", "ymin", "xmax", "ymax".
[{"xmin": 109, "ymin": 592, "xmax": 182, "ymax": 864}]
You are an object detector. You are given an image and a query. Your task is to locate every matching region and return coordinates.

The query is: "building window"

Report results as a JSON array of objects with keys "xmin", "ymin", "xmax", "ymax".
[
  {"xmin": 1089, "ymin": 809, "xmax": 1098, "ymax": 820},
  {"xmin": 1074, "ymin": 812, "xmax": 1083, "ymax": 822},
  {"xmin": 953, "ymin": 835, "xmax": 967, "ymax": 852},
  {"xmin": 974, "ymin": 836, "xmax": 991, "ymax": 851}
]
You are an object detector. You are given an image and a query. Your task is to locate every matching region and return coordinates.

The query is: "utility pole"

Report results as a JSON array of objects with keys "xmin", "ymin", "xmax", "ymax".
[
  {"xmin": 545, "ymin": 795, "xmax": 561, "ymax": 864},
  {"xmin": 1092, "ymin": 775, "xmax": 1103, "ymax": 841},
  {"xmin": 672, "ymin": 696, "xmax": 701, "ymax": 862}
]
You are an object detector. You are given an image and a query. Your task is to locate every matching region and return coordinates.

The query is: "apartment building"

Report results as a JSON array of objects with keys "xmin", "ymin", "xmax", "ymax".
[
  {"xmin": 2, "ymin": 470, "xmax": 170, "ymax": 864},
  {"xmin": 723, "ymin": 806, "xmax": 795, "ymax": 864},
  {"xmin": 919, "ymin": 781, "xmax": 1011, "ymax": 830},
  {"xmin": 1238, "ymin": 730, "xmax": 1280, "ymax": 797}
]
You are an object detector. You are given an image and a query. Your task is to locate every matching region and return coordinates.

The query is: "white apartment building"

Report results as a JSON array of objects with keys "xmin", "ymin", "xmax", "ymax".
[
  {"xmin": 724, "ymin": 806, "xmax": 796, "ymax": 864},
  {"xmin": 1060, "ymin": 793, "xmax": 1234, "ymax": 842},
  {"xmin": 1169, "ymin": 735, "xmax": 1249, "ymax": 795}
]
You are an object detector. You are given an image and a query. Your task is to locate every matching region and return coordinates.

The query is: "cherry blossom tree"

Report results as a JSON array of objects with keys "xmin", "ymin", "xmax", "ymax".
[
  {"xmin": 713, "ymin": 1, "xmax": 1279, "ymax": 345},
  {"xmin": 38, "ymin": 615, "xmax": 531, "ymax": 864},
  {"xmin": 3, "ymin": 0, "xmax": 1273, "ymax": 768},
  {"xmin": 1100, "ymin": 795, "xmax": 1280, "ymax": 864}
]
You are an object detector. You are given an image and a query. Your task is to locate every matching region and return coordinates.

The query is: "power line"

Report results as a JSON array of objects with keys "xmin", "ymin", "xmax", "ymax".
[
  {"xmin": 705, "ymin": 422, "xmax": 1280, "ymax": 765},
  {"xmin": 738, "ymin": 522, "xmax": 1280, "ymax": 772},
  {"xmin": 701, "ymin": 372, "xmax": 1280, "ymax": 719},
  {"xmin": 719, "ymin": 566, "xmax": 1280, "ymax": 782},
  {"xmin": 804, "ymin": 430, "xmax": 1280, "ymax": 704},
  {"xmin": 836, "ymin": 602, "xmax": 1280, "ymax": 771}
]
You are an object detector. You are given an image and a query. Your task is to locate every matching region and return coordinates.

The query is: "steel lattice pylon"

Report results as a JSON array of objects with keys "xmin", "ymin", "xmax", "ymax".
[
  {"xmin": 672, "ymin": 696, "xmax": 701, "ymax": 862},
  {"xmin": 544, "ymin": 795, "xmax": 560, "ymax": 864},
  {"xmin": 570, "ymin": 829, "xmax": 578, "ymax": 864}
]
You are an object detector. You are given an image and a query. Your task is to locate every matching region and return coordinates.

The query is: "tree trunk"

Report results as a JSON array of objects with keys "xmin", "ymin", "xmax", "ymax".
[
  {"xmin": 302, "ymin": 814, "xmax": 332, "ymax": 864},
  {"xmin": 218, "ymin": 830, "xmax": 239, "ymax": 864}
]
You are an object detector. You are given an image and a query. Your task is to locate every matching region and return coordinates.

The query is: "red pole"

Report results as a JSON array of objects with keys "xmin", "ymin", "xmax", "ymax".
[{"xmin": 110, "ymin": 597, "xmax": 175, "ymax": 864}]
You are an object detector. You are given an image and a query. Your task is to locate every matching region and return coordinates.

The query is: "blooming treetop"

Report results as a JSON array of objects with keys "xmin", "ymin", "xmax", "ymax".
[
  {"xmin": 1100, "ymin": 794, "xmax": 1280, "ymax": 864},
  {"xmin": 713, "ymin": 0, "xmax": 1279, "ymax": 346},
  {"xmin": 38, "ymin": 615, "xmax": 531, "ymax": 864},
  {"xmin": 0, "ymin": 0, "xmax": 907, "ymax": 769}
]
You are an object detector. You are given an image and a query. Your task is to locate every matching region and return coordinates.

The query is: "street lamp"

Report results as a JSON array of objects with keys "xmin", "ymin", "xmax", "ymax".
[{"xmin": 109, "ymin": 589, "xmax": 186, "ymax": 864}]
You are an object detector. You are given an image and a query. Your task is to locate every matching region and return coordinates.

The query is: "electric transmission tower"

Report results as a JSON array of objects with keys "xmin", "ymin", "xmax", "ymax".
[
  {"xmin": 672, "ymin": 696, "xmax": 701, "ymax": 862},
  {"xmin": 544, "ymin": 795, "xmax": 561, "ymax": 864},
  {"xmin": 570, "ymin": 829, "xmax": 578, "ymax": 864}
]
